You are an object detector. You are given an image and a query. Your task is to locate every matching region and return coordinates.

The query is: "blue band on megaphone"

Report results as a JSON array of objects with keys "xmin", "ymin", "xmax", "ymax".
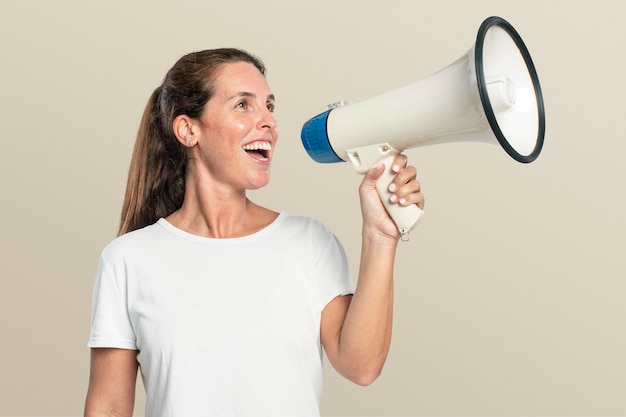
[{"xmin": 300, "ymin": 110, "xmax": 344, "ymax": 163}]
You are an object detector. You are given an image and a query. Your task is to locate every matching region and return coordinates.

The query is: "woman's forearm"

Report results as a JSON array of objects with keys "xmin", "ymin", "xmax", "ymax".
[{"xmin": 333, "ymin": 231, "xmax": 398, "ymax": 385}]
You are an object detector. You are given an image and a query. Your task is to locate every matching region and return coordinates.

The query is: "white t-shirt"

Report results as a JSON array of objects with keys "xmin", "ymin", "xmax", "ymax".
[{"xmin": 88, "ymin": 213, "xmax": 355, "ymax": 417}]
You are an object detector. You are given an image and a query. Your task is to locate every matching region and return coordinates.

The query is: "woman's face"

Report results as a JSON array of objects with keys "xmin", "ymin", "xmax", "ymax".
[{"xmin": 193, "ymin": 61, "xmax": 278, "ymax": 191}]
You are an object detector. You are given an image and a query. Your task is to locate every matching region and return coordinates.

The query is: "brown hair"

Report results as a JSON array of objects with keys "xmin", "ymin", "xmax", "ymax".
[{"xmin": 118, "ymin": 48, "xmax": 266, "ymax": 235}]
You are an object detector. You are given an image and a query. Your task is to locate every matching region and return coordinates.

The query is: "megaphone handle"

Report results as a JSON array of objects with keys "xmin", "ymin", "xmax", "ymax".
[{"xmin": 375, "ymin": 155, "xmax": 424, "ymax": 239}]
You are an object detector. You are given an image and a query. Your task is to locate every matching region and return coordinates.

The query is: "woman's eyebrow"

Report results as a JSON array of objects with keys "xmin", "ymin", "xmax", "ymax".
[{"xmin": 228, "ymin": 91, "xmax": 275, "ymax": 102}]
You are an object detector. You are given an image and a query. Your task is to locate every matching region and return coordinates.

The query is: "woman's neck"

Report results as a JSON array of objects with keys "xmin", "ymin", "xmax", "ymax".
[{"xmin": 166, "ymin": 181, "xmax": 277, "ymax": 238}]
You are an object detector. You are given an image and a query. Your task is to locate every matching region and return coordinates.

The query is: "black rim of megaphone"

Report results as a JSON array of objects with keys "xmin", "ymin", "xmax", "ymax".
[{"xmin": 475, "ymin": 16, "xmax": 545, "ymax": 163}]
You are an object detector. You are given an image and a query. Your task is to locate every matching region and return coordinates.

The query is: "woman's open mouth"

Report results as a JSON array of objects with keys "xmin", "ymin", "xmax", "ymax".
[{"xmin": 243, "ymin": 141, "xmax": 272, "ymax": 162}]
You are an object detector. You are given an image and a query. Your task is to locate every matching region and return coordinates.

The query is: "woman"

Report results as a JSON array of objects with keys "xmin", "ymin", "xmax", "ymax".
[{"xmin": 84, "ymin": 48, "xmax": 424, "ymax": 417}]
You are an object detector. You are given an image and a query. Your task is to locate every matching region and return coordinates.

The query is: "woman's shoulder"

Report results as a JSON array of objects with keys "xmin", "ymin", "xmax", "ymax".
[
  {"xmin": 100, "ymin": 221, "xmax": 165, "ymax": 258},
  {"xmin": 280, "ymin": 212, "xmax": 324, "ymax": 227},
  {"xmin": 277, "ymin": 212, "xmax": 337, "ymax": 240}
]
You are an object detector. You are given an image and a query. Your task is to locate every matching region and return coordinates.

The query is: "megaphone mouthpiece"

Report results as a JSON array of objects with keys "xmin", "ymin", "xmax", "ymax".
[{"xmin": 301, "ymin": 108, "xmax": 343, "ymax": 164}]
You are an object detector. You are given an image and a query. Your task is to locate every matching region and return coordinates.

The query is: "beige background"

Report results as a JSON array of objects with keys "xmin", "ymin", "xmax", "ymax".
[{"xmin": 1, "ymin": 0, "xmax": 625, "ymax": 416}]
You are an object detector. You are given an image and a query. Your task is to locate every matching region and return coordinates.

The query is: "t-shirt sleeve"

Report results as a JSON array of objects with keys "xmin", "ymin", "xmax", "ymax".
[
  {"xmin": 87, "ymin": 254, "xmax": 137, "ymax": 350},
  {"xmin": 314, "ymin": 225, "xmax": 355, "ymax": 308}
]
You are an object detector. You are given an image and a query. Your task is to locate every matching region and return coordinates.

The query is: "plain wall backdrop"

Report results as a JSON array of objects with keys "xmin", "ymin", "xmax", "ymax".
[{"xmin": 1, "ymin": 0, "xmax": 625, "ymax": 416}]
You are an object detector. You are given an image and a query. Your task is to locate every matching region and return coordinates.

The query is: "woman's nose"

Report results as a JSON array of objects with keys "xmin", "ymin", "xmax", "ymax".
[{"xmin": 259, "ymin": 109, "xmax": 277, "ymax": 130}]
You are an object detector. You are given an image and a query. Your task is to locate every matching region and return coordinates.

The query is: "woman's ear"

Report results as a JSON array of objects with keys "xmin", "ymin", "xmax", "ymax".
[{"xmin": 173, "ymin": 114, "xmax": 198, "ymax": 147}]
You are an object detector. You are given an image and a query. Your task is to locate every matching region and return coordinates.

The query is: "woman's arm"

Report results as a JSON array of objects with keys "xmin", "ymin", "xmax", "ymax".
[
  {"xmin": 84, "ymin": 348, "xmax": 139, "ymax": 417},
  {"xmin": 321, "ymin": 154, "xmax": 423, "ymax": 386}
]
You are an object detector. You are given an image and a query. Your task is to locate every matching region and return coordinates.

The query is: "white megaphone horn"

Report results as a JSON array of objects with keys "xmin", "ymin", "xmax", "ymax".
[{"xmin": 301, "ymin": 16, "xmax": 545, "ymax": 238}]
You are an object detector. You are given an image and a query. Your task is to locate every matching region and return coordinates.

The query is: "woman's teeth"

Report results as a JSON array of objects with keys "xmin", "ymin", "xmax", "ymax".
[{"xmin": 243, "ymin": 142, "xmax": 272, "ymax": 151}]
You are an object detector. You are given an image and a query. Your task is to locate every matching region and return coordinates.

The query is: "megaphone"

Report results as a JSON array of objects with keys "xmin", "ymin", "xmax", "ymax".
[{"xmin": 301, "ymin": 16, "xmax": 545, "ymax": 238}]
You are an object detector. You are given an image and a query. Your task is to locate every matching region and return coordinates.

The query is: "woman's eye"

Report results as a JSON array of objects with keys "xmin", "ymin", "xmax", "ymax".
[
  {"xmin": 267, "ymin": 102, "xmax": 275, "ymax": 113},
  {"xmin": 236, "ymin": 101, "xmax": 248, "ymax": 109}
]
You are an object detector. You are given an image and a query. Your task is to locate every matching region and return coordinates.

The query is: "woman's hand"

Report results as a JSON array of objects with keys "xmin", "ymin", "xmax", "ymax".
[{"xmin": 358, "ymin": 154, "xmax": 425, "ymax": 240}]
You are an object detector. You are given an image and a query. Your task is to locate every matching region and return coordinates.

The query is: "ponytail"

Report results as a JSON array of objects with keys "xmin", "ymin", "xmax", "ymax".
[{"xmin": 118, "ymin": 86, "xmax": 186, "ymax": 235}]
